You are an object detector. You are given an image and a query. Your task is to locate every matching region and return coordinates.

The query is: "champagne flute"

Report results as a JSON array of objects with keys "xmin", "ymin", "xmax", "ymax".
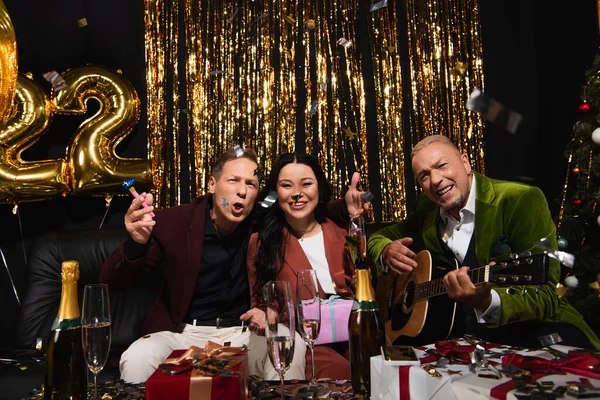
[
  {"xmin": 81, "ymin": 284, "xmax": 112, "ymax": 400},
  {"xmin": 348, "ymin": 215, "xmax": 367, "ymax": 261},
  {"xmin": 264, "ymin": 281, "xmax": 295, "ymax": 400},
  {"xmin": 296, "ymin": 269, "xmax": 328, "ymax": 394}
]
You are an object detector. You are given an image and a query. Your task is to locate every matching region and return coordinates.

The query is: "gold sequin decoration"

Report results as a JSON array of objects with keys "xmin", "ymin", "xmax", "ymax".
[
  {"xmin": 404, "ymin": 0, "xmax": 486, "ymax": 175},
  {"xmin": 144, "ymin": 0, "xmax": 485, "ymax": 213}
]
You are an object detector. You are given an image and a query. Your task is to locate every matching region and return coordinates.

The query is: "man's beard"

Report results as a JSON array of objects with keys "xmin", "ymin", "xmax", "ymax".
[{"xmin": 442, "ymin": 195, "xmax": 466, "ymax": 218}]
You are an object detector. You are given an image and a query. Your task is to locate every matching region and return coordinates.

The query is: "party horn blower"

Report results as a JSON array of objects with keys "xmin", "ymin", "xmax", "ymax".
[{"xmin": 122, "ymin": 178, "xmax": 155, "ymax": 217}]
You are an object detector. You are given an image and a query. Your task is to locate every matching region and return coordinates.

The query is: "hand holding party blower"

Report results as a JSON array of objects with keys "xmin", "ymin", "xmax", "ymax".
[{"xmin": 122, "ymin": 178, "xmax": 155, "ymax": 218}]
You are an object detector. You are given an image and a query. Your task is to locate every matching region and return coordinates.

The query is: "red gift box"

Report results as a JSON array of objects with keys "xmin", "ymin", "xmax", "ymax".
[{"xmin": 146, "ymin": 344, "xmax": 248, "ymax": 400}]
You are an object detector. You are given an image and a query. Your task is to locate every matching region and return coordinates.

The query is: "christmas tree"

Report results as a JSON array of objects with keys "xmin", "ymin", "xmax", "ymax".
[{"xmin": 556, "ymin": 54, "xmax": 600, "ymax": 334}]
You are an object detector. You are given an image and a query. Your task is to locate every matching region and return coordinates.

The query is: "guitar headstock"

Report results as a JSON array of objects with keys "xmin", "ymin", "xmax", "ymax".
[{"xmin": 487, "ymin": 253, "xmax": 549, "ymax": 286}]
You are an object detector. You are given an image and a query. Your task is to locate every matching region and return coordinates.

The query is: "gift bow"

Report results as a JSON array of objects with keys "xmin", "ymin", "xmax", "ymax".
[
  {"xmin": 162, "ymin": 341, "xmax": 246, "ymax": 366},
  {"xmin": 502, "ymin": 352, "xmax": 600, "ymax": 380},
  {"xmin": 160, "ymin": 342, "xmax": 247, "ymax": 400},
  {"xmin": 419, "ymin": 340, "xmax": 501, "ymax": 365}
]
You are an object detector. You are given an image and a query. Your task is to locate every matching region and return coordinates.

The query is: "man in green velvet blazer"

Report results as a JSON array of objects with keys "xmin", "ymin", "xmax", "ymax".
[{"xmin": 368, "ymin": 135, "xmax": 600, "ymax": 350}]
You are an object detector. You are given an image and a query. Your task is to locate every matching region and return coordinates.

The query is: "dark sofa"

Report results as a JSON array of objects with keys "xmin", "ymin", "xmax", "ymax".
[
  {"xmin": 2, "ymin": 228, "xmax": 162, "ymax": 400},
  {"xmin": 1, "ymin": 221, "xmax": 392, "ymax": 399}
]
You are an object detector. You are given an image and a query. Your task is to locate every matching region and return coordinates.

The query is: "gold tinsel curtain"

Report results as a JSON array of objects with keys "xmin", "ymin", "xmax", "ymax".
[{"xmin": 144, "ymin": 0, "xmax": 485, "ymax": 221}]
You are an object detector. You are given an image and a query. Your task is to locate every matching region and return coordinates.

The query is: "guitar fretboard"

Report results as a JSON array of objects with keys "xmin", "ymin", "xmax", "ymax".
[{"xmin": 413, "ymin": 265, "xmax": 490, "ymax": 301}]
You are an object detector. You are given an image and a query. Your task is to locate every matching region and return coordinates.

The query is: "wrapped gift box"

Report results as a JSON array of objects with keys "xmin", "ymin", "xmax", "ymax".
[
  {"xmin": 369, "ymin": 340, "xmax": 600, "ymax": 400},
  {"xmin": 316, "ymin": 296, "xmax": 353, "ymax": 345},
  {"xmin": 452, "ymin": 350, "xmax": 600, "ymax": 400},
  {"xmin": 371, "ymin": 354, "xmax": 467, "ymax": 400},
  {"xmin": 146, "ymin": 346, "xmax": 248, "ymax": 400}
]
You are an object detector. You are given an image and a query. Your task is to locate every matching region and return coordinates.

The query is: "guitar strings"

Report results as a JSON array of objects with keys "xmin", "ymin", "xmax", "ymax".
[{"xmin": 401, "ymin": 259, "xmax": 541, "ymax": 300}]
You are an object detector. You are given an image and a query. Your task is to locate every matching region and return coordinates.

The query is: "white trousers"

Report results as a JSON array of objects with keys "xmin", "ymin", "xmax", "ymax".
[{"xmin": 119, "ymin": 324, "xmax": 306, "ymax": 383}]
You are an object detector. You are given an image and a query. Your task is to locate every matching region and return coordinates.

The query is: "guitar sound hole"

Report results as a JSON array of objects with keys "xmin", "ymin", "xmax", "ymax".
[{"xmin": 403, "ymin": 281, "xmax": 416, "ymax": 310}]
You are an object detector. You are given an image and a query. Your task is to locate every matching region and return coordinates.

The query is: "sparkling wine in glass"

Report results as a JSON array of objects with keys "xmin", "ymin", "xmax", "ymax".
[
  {"xmin": 81, "ymin": 284, "xmax": 112, "ymax": 400},
  {"xmin": 297, "ymin": 269, "xmax": 329, "ymax": 395},
  {"xmin": 264, "ymin": 281, "xmax": 295, "ymax": 400}
]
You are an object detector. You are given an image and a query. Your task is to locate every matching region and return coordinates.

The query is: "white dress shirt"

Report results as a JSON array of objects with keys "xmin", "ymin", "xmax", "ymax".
[{"xmin": 438, "ymin": 175, "xmax": 501, "ymax": 324}]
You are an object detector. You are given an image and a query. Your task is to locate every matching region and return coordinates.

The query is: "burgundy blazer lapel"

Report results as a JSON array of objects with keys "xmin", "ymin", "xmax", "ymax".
[
  {"xmin": 178, "ymin": 196, "xmax": 207, "ymax": 321},
  {"xmin": 283, "ymin": 220, "xmax": 352, "ymax": 298},
  {"xmin": 322, "ymin": 219, "xmax": 353, "ymax": 297},
  {"xmin": 282, "ymin": 228, "xmax": 327, "ymax": 298}
]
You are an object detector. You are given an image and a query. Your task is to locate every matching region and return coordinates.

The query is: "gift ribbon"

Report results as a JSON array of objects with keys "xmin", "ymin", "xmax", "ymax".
[
  {"xmin": 161, "ymin": 342, "xmax": 246, "ymax": 400},
  {"xmin": 399, "ymin": 366, "xmax": 411, "ymax": 400},
  {"xmin": 490, "ymin": 352, "xmax": 600, "ymax": 400},
  {"xmin": 501, "ymin": 352, "xmax": 600, "ymax": 380},
  {"xmin": 322, "ymin": 295, "xmax": 341, "ymax": 342},
  {"xmin": 419, "ymin": 340, "xmax": 502, "ymax": 365}
]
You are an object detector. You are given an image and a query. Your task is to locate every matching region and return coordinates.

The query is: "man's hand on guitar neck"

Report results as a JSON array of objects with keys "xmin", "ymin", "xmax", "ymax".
[
  {"xmin": 443, "ymin": 266, "xmax": 493, "ymax": 312},
  {"xmin": 381, "ymin": 237, "xmax": 417, "ymax": 276}
]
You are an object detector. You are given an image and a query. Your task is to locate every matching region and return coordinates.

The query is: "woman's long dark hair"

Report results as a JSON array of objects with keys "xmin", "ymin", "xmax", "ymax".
[{"xmin": 253, "ymin": 153, "xmax": 332, "ymax": 303}]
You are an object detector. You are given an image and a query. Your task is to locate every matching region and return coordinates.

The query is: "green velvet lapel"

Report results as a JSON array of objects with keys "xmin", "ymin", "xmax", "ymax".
[
  {"xmin": 422, "ymin": 211, "xmax": 444, "ymax": 255},
  {"xmin": 473, "ymin": 172, "xmax": 499, "ymax": 266}
]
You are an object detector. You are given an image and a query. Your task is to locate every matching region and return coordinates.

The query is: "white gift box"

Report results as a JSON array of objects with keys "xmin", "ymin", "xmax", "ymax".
[
  {"xmin": 369, "ymin": 343, "xmax": 597, "ymax": 400},
  {"xmin": 370, "ymin": 355, "xmax": 467, "ymax": 400}
]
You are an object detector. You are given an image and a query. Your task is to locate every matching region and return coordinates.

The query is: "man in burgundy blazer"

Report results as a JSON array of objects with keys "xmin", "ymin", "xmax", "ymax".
[{"xmin": 101, "ymin": 147, "xmax": 367, "ymax": 382}]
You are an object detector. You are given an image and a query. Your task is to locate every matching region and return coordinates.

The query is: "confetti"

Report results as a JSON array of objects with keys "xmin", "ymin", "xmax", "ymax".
[
  {"xmin": 538, "ymin": 332, "xmax": 562, "ymax": 347},
  {"xmin": 343, "ymin": 127, "xmax": 356, "ymax": 139},
  {"xmin": 337, "ymin": 37, "xmax": 353, "ymax": 49},
  {"xmin": 42, "ymin": 71, "xmax": 67, "ymax": 91},
  {"xmin": 226, "ymin": 6, "xmax": 239, "ymax": 24},
  {"xmin": 77, "ymin": 18, "xmax": 88, "ymax": 28},
  {"xmin": 466, "ymin": 88, "xmax": 522, "ymax": 134},
  {"xmin": 233, "ymin": 144, "xmax": 244, "ymax": 157},
  {"xmin": 447, "ymin": 369, "xmax": 462, "ymax": 375},
  {"xmin": 291, "ymin": 194, "xmax": 302, "ymax": 205},
  {"xmin": 452, "ymin": 61, "xmax": 469, "ymax": 76},
  {"xmin": 249, "ymin": 13, "xmax": 268, "ymax": 29},
  {"xmin": 260, "ymin": 191, "xmax": 278, "ymax": 208},
  {"xmin": 284, "ymin": 15, "xmax": 295, "ymax": 24},
  {"xmin": 209, "ymin": 70, "xmax": 223, "ymax": 76},
  {"xmin": 370, "ymin": 0, "xmax": 388, "ymax": 12},
  {"xmin": 221, "ymin": 196, "xmax": 229, "ymax": 208},
  {"xmin": 306, "ymin": 19, "xmax": 315, "ymax": 30},
  {"xmin": 309, "ymin": 99, "xmax": 319, "ymax": 115},
  {"xmin": 253, "ymin": 168, "xmax": 264, "ymax": 179}
]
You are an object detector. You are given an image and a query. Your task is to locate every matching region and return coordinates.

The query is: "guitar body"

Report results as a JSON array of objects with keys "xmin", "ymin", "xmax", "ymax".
[
  {"xmin": 376, "ymin": 249, "xmax": 549, "ymax": 346},
  {"xmin": 376, "ymin": 250, "xmax": 459, "ymax": 346}
]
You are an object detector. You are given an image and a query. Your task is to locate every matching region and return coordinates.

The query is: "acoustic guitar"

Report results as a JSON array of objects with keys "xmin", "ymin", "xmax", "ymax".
[{"xmin": 375, "ymin": 250, "xmax": 550, "ymax": 346}]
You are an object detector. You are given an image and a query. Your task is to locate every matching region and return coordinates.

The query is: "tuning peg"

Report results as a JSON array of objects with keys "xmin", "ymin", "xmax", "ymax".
[
  {"xmin": 506, "ymin": 287, "xmax": 516, "ymax": 295},
  {"xmin": 509, "ymin": 253, "xmax": 519, "ymax": 260},
  {"xmin": 536, "ymin": 286, "xmax": 540, "ymax": 294},
  {"xmin": 520, "ymin": 251, "xmax": 532, "ymax": 257}
]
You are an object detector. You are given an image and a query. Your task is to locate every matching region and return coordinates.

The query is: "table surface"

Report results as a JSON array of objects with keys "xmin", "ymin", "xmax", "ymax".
[{"xmin": 11, "ymin": 339, "xmax": 600, "ymax": 400}]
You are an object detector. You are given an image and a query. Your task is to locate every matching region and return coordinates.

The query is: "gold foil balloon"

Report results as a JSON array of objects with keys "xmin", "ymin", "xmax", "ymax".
[
  {"xmin": 0, "ymin": 0, "xmax": 17, "ymax": 132},
  {"xmin": 0, "ymin": 73, "xmax": 69, "ymax": 203},
  {"xmin": 52, "ymin": 65, "xmax": 152, "ymax": 196}
]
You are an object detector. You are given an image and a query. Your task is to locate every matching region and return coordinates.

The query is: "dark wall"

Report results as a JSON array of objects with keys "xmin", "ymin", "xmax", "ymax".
[
  {"xmin": 1, "ymin": 1, "xmax": 598, "ymax": 350},
  {"xmin": 479, "ymin": 0, "xmax": 599, "ymax": 211}
]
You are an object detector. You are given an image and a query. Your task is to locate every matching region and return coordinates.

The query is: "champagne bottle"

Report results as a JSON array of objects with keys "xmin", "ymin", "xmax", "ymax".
[
  {"xmin": 44, "ymin": 260, "xmax": 87, "ymax": 400},
  {"xmin": 348, "ymin": 217, "xmax": 385, "ymax": 397}
]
